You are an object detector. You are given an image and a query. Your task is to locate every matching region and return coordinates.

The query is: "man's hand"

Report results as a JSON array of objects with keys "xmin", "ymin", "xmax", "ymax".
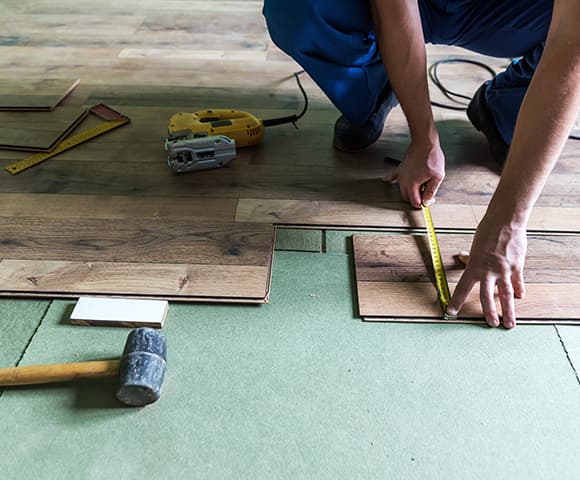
[
  {"xmin": 447, "ymin": 217, "xmax": 527, "ymax": 328},
  {"xmin": 384, "ymin": 138, "xmax": 445, "ymax": 208}
]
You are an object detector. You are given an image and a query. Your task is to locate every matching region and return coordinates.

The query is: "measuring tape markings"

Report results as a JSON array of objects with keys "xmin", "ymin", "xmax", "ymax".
[
  {"xmin": 421, "ymin": 203, "xmax": 456, "ymax": 319},
  {"xmin": 5, "ymin": 105, "xmax": 130, "ymax": 175}
]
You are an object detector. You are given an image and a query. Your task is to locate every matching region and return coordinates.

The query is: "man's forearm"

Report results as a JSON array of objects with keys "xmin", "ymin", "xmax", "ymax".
[
  {"xmin": 370, "ymin": 0, "xmax": 436, "ymax": 144},
  {"xmin": 486, "ymin": 11, "xmax": 580, "ymax": 227}
]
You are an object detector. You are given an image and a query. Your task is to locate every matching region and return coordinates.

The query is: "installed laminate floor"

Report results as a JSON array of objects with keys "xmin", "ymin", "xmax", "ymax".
[{"xmin": 1, "ymin": 0, "xmax": 580, "ymax": 301}]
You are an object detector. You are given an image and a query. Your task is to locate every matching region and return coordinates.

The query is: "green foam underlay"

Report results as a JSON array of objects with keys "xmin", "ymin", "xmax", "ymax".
[{"xmin": 0, "ymin": 253, "xmax": 579, "ymax": 479}]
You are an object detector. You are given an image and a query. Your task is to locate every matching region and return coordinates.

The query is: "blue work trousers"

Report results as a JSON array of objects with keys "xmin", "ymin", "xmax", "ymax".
[{"xmin": 263, "ymin": 0, "xmax": 553, "ymax": 144}]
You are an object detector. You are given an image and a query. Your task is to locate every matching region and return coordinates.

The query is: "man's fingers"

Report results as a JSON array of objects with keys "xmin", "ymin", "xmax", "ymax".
[
  {"xmin": 409, "ymin": 184, "xmax": 422, "ymax": 209},
  {"xmin": 447, "ymin": 273, "xmax": 476, "ymax": 318},
  {"xmin": 400, "ymin": 185, "xmax": 409, "ymax": 203},
  {"xmin": 497, "ymin": 278, "xmax": 516, "ymax": 329},
  {"xmin": 511, "ymin": 269, "xmax": 526, "ymax": 299},
  {"xmin": 480, "ymin": 279, "xmax": 500, "ymax": 328},
  {"xmin": 421, "ymin": 177, "xmax": 441, "ymax": 207}
]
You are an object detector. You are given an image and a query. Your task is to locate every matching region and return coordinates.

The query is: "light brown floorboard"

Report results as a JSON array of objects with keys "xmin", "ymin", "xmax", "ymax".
[
  {"xmin": 0, "ymin": 78, "xmax": 79, "ymax": 111},
  {"xmin": 354, "ymin": 234, "xmax": 580, "ymax": 323}
]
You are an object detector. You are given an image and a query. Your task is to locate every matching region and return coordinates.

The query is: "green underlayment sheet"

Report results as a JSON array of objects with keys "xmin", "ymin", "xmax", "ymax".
[
  {"xmin": 558, "ymin": 326, "xmax": 580, "ymax": 372},
  {"xmin": 0, "ymin": 300, "xmax": 49, "ymax": 367},
  {"xmin": 0, "ymin": 252, "xmax": 579, "ymax": 479}
]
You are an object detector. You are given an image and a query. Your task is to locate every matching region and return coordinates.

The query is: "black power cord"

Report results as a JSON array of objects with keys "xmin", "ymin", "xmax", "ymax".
[
  {"xmin": 429, "ymin": 57, "xmax": 579, "ymax": 140},
  {"xmin": 428, "ymin": 57, "xmax": 496, "ymax": 110},
  {"xmin": 262, "ymin": 62, "xmax": 580, "ymax": 141},
  {"xmin": 262, "ymin": 70, "xmax": 308, "ymax": 128}
]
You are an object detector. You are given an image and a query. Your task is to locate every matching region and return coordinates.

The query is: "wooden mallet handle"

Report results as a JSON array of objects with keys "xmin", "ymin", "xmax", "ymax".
[{"xmin": 0, "ymin": 360, "xmax": 120, "ymax": 386}]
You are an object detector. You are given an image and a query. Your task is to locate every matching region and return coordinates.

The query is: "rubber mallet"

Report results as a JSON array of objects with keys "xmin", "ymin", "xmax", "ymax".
[{"xmin": 0, "ymin": 327, "xmax": 167, "ymax": 407}]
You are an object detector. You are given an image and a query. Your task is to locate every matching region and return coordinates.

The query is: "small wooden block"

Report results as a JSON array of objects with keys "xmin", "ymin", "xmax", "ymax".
[{"xmin": 70, "ymin": 297, "xmax": 169, "ymax": 328}]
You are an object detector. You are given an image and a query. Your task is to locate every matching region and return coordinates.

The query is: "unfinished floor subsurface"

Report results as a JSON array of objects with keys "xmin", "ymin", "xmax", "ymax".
[{"xmin": 1, "ymin": 251, "xmax": 579, "ymax": 479}]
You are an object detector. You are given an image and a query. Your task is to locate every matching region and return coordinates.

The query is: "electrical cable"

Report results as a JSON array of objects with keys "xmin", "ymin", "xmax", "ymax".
[
  {"xmin": 428, "ymin": 57, "xmax": 497, "ymax": 111},
  {"xmin": 429, "ymin": 57, "xmax": 580, "ymax": 140},
  {"xmin": 259, "ymin": 61, "xmax": 580, "ymax": 141},
  {"xmin": 262, "ymin": 70, "xmax": 308, "ymax": 128}
]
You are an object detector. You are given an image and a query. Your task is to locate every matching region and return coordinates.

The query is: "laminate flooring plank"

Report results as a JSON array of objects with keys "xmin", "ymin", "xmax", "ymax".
[
  {"xmin": 0, "ymin": 78, "xmax": 79, "ymax": 111},
  {"xmin": 354, "ymin": 234, "xmax": 580, "ymax": 323},
  {"xmin": 3, "ymin": 14, "xmax": 146, "ymax": 37},
  {"xmin": 0, "ymin": 193, "xmax": 237, "ymax": 222},
  {"xmin": 472, "ymin": 205, "xmax": 580, "ymax": 233},
  {"xmin": 0, "ymin": 159, "xmax": 396, "ymax": 200},
  {"xmin": 0, "ymin": 217, "xmax": 272, "ymax": 266},
  {"xmin": 0, "ymin": 106, "xmax": 88, "ymax": 151},
  {"xmin": 0, "ymin": 217, "xmax": 274, "ymax": 301},
  {"xmin": 235, "ymin": 198, "xmax": 580, "ymax": 234},
  {"xmin": 0, "ymin": 260, "xmax": 270, "ymax": 300},
  {"xmin": 235, "ymin": 199, "xmax": 481, "ymax": 230},
  {"xmin": 360, "ymin": 283, "xmax": 580, "ymax": 324}
]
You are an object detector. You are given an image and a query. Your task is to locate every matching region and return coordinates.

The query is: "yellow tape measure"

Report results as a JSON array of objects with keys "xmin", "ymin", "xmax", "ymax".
[
  {"xmin": 5, "ymin": 105, "xmax": 129, "ymax": 175},
  {"xmin": 421, "ymin": 202, "xmax": 455, "ymax": 319}
]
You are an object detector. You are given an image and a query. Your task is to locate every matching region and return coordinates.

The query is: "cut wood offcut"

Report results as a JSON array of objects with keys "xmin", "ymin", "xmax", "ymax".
[
  {"xmin": 354, "ymin": 234, "xmax": 580, "ymax": 324},
  {"xmin": 0, "ymin": 78, "xmax": 80, "ymax": 111}
]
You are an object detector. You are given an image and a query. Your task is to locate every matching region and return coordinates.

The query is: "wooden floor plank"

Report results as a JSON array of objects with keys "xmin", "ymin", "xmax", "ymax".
[
  {"xmin": 235, "ymin": 199, "xmax": 481, "ymax": 230},
  {"xmin": 354, "ymin": 234, "xmax": 580, "ymax": 323},
  {"xmin": 0, "ymin": 217, "xmax": 272, "ymax": 265},
  {"xmin": 0, "ymin": 107, "xmax": 88, "ymax": 151},
  {"xmin": 0, "ymin": 78, "xmax": 79, "ymax": 111},
  {"xmin": 0, "ymin": 260, "xmax": 270, "ymax": 300},
  {"xmin": 0, "ymin": 194, "xmax": 238, "ymax": 222}
]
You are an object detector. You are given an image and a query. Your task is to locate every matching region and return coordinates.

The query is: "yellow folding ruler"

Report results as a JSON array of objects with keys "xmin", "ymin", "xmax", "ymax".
[
  {"xmin": 421, "ymin": 201, "xmax": 456, "ymax": 319},
  {"xmin": 5, "ymin": 104, "xmax": 130, "ymax": 175}
]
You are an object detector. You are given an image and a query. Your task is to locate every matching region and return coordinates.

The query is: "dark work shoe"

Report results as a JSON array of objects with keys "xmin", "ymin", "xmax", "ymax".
[
  {"xmin": 333, "ymin": 89, "xmax": 398, "ymax": 152},
  {"xmin": 467, "ymin": 82, "xmax": 509, "ymax": 166}
]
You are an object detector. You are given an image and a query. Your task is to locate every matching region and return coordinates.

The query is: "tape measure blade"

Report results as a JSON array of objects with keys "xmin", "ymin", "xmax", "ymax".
[{"xmin": 421, "ymin": 204, "xmax": 452, "ymax": 312}]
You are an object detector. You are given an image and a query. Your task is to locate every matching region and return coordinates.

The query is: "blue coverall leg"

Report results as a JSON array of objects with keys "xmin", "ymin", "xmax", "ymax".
[{"xmin": 263, "ymin": 0, "xmax": 553, "ymax": 145}]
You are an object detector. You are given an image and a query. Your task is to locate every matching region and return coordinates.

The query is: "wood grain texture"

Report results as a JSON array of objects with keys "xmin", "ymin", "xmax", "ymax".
[
  {"xmin": 0, "ymin": 218, "xmax": 274, "ymax": 301},
  {"xmin": 0, "ymin": 194, "xmax": 238, "ymax": 222},
  {"xmin": 0, "ymin": 260, "xmax": 271, "ymax": 300},
  {"xmin": 0, "ymin": 78, "xmax": 79, "ymax": 111},
  {"xmin": 0, "ymin": 217, "xmax": 272, "ymax": 265},
  {"xmin": 1, "ymin": 0, "xmax": 580, "ymax": 304},
  {"xmin": 0, "ymin": 107, "xmax": 87, "ymax": 151},
  {"xmin": 237, "ymin": 199, "xmax": 481, "ymax": 230},
  {"xmin": 354, "ymin": 234, "xmax": 580, "ymax": 323}
]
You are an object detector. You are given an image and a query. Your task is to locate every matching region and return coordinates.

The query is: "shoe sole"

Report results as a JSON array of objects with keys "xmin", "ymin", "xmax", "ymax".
[{"xmin": 466, "ymin": 88, "xmax": 508, "ymax": 165}]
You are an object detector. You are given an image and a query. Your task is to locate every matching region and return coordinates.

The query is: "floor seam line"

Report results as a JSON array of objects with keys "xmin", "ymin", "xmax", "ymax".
[
  {"xmin": 14, "ymin": 300, "xmax": 52, "ymax": 367},
  {"xmin": 0, "ymin": 300, "xmax": 53, "ymax": 401},
  {"xmin": 554, "ymin": 325, "xmax": 580, "ymax": 386}
]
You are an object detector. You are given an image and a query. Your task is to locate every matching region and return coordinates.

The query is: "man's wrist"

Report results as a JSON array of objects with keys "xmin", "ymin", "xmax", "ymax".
[
  {"xmin": 485, "ymin": 193, "xmax": 532, "ymax": 229},
  {"xmin": 410, "ymin": 123, "xmax": 439, "ymax": 148}
]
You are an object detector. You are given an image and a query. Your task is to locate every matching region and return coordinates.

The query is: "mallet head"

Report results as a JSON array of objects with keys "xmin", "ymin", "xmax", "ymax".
[{"xmin": 116, "ymin": 327, "xmax": 167, "ymax": 407}]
